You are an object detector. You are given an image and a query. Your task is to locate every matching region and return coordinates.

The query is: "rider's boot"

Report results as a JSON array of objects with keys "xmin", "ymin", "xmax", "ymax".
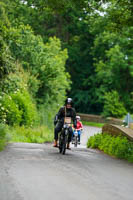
[
  {"xmin": 67, "ymin": 143, "xmax": 71, "ymax": 150},
  {"xmin": 53, "ymin": 140, "xmax": 58, "ymax": 147}
]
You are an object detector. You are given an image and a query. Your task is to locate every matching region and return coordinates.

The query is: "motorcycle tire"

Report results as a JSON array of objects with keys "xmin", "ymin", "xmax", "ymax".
[
  {"xmin": 59, "ymin": 135, "xmax": 63, "ymax": 153},
  {"xmin": 62, "ymin": 134, "xmax": 67, "ymax": 155},
  {"xmin": 74, "ymin": 136, "xmax": 78, "ymax": 147}
]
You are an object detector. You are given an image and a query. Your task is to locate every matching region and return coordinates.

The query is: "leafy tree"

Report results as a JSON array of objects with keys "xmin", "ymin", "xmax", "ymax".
[
  {"xmin": 102, "ymin": 90, "xmax": 127, "ymax": 118},
  {"xmin": 1, "ymin": 0, "xmax": 133, "ymax": 119},
  {"xmin": 6, "ymin": 25, "xmax": 70, "ymax": 106},
  {"xmin": 90, "ymin": 1, "xmax": 133, "ymax": 114},
  {"xmin": 0, "ymin": 2, "xmax": 16, "ymax": 79},
  {"xmin": 0, "ymin": 1, "xmax": 71, "ymax": 127},
  {"xmin": 0, "ymin": 0, "xmax": 102, "ymax": 114}
]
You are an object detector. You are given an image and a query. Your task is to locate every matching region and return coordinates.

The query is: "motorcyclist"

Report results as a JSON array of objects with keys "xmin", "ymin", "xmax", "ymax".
[
  {"xmin": 72, "ymin": 116, "xmax": 83, "ymax": 144},
  {"xmin": 53, "ymin": 98, "xmax": 77, "ymax": 149}
]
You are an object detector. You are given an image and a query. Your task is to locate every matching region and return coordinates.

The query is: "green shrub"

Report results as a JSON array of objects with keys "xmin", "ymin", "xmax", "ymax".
[
  {"xmin": 0, "ymin": 94, "xmax": 22, "ymax": 125},
  {"xmin": 99, "ymin": 134, "xmax": 112, "ymax": 153},
  {"xmin": 0, "ymin": 91, "xmax": 38, "ymax": 126},
  {"xmin": 108, "ymin": 136, "xmax": 130, "ymax": 158},
  {"xmin": 0, "ymin": 69, "xmax": 27, "ymax": 94},
  {"xmin": 102, "ymin": 91, "xmax": 127, "ymax": 118},
  {"xmin": 87, "ymin": 133, "xmax": 102, "ymax": 148},
  {"xmin": 87, "ymin": 133, "xmax": 133, "ymax": 162},
  {"xmin": 11, "ymin": 91, "xmax": 38, "ymax": 126}
]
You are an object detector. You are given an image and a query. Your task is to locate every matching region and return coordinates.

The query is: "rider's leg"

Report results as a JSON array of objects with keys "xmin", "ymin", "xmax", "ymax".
[
  {"xmin": 53, "ymin": 140, "xmax": 58, "ymax": 147},
  {"xmin": 78, "ymin": 130, "xmax": 81, "ymax": 142},
  {"xmin": 72, "ymin": 129, "xmax": 75, "ymax": 142},
  {"xmin": 67, "ymin": 127, "xmax": 73, "ymax": 149},
  {"xmin": 54, "ymin": 121, "xmax": 63, "ymax": 147}
]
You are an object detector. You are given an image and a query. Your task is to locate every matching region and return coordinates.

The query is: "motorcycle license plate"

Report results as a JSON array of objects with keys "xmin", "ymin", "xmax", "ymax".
[{"xmin": 64, "ymin": 117, "xmax": 71, "ymax": 124}]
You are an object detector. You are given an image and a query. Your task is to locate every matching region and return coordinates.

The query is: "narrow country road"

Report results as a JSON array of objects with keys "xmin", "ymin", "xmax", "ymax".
[{"xmin": 0, "ymin": 126, "xmax": 133, "ymax": 200}]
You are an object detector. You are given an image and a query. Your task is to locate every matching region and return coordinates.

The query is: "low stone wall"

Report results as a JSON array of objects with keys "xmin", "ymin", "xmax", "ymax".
[
  {"xmin": 78, "ymin": 113, "xmax": 123, "ymax": 125},
  {"xmin": 102, "ymin": 124, "xmax": 133, "ymax": 141}
]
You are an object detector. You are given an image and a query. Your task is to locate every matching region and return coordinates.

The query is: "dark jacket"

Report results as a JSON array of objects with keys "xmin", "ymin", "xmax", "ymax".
[{"xmin": 54, "ymin": 106, "xmax": 77, "ymax": 128}]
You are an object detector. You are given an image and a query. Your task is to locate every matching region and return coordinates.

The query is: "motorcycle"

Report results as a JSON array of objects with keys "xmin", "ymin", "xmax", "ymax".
[
  {"xmin": 72, "ymin": 129, "xmax": 78, "ymax": 147},
  {"xmin": 72, "ymin": 129, "xmax": 82, "ymax": 147},
  {"xmin": 59, "ymin": 117, "xmax": 71, "ymax": 155}
]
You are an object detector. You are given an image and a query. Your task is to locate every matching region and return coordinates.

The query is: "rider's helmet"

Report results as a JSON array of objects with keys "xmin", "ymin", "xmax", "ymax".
[
  {"xmin": 65, "ymin": 98, "xmax": 73, "ymax": 106},
  {"xmin": 76, "ymin": 116, "xmax": 80, "ymax": 120}
]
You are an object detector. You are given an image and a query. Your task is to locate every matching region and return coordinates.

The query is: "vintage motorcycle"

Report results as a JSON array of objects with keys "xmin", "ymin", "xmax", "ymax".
[{"xmin": 59, "ymin": 117, "xmax": 71, "ymax": 155}]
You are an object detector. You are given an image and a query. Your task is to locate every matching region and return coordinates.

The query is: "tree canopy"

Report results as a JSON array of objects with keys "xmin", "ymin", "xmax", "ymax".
[{"xmin": 0, "ymin": 0, "xmax": 133, "ymax": 124}]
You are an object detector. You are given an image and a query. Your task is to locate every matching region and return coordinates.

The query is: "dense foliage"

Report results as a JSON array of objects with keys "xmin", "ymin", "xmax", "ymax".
[
  {"xmin": 0, "ymin": 0, "xmax": 133, "ymax": 148},
  {"xmin": 2, "ymin": 0, "xmax": 131, "ymax": 116},
  {"xmin": 87, "ymin": 133, "xmax": 133, "ymax": 162},
  {"xmin": 0, "ymin": 1, "xmax": 70, "ymax": 128}
]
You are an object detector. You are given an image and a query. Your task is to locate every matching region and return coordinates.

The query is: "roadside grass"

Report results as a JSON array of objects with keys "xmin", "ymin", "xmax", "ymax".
[
  {"xmin": 87, "ymin": 133, "xmax": 133, "ymax": 163},
  {"xmin": 82, "ymin": 121, "xmax": 104, "ymax": 128},
  {"xmin": 8, "ymin": 125, "xmax": 54, "ymax": 143},
  {"xmin": 0, "ymin": 123, "xmax": 54, "ymax": 151},
  {"xmin": 0, "ymin": 123, "xmax": 8, "ymax": 151},
  {"xmin": 0, "ymin": 138, "xmax": 6, "ymax": 151}
]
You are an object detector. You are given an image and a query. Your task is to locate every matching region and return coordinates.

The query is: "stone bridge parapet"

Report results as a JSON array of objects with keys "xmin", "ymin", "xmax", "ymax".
[
  {"xmin": 102, "ymin": 124, "xmax": 133, "ymax": 141},
  {"xmin": 78, "ymin": 113, "xmax": 123, "ymax": 125}
]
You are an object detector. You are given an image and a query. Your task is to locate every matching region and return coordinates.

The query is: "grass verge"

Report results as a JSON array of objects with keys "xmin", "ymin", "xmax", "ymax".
[
  {"xmin": 0, "ymin": 124, "xmax": 8, "ymax": 151},
  {"xmin": 8, "ymin": 125, "xmax": 54, "ymax": 143},
  {"xmin": 82, "ymin": 121, "xmax": 104, "ymax": 128},
  {"xmin": 87, "ymin": 133, "xmax": 133, "ymax": 163},
  {"xmin": 0, "ymin": 123, "xmax": 54, "ymax": 151}
]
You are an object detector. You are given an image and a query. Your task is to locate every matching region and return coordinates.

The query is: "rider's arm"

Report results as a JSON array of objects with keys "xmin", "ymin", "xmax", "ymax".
[
  {"xmin": 80, "ymin": 121, "xmax": 83, "ymax": 129},
  {"xmin": 57, "ymin": 106, "xmax": 65, "ymax": 120},
  {"xmin": 54, "ymin": 107, "xmax": 63, "ymax": 125},
  {"xmin": 72, "ymin": 108, "xmax": 77, "ymax": 128},
  {"xmin": 54, "ymin": 114, "xmax": 58, "ymax": 125}
]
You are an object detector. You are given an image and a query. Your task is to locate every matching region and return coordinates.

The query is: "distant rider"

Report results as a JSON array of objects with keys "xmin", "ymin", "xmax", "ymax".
[
  {"xmin": 53, "ymin": 98, "xmax": 77, "ymax": 149},
  {"xmin": 73, "ymin": 116, "xmax": 83, "ymax": 144}
]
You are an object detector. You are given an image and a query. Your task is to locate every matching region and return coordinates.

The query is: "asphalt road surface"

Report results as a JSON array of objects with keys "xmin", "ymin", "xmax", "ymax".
[{"xmin": 0, "ymin": 126, "xmax": 133, "ymax": 200}]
